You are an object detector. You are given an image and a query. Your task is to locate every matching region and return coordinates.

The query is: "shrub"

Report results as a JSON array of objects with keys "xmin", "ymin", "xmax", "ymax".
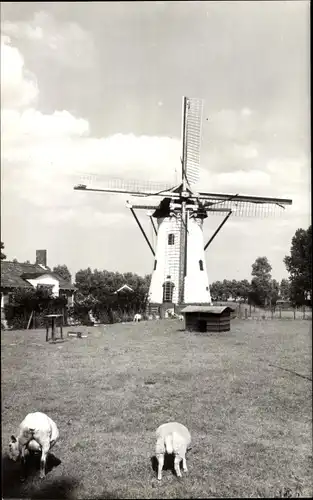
[{"xmin": 4, "ymin": 288, "xmax": 67, "ymax": 330}]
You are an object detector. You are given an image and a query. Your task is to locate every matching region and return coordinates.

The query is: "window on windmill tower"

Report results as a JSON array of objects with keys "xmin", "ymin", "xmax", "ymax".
[
  {"xmin": 168, "ymin": 233, "xmax": 175, "ymax": 245},
  {"xmin": 199, "ymin": 260, "xmax": 204, "ymax": 271},
  {"xmin": 162, "ymin": 280, "xmax": 174, "ymax": 302}
]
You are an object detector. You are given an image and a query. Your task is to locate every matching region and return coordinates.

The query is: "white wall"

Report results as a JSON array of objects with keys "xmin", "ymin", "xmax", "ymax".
[
  {"xmin": 148, "ymin": 216, "xmax": 181, "ymax": 304},
  {"xmin": 25, "ymin": 274, "xmax": 60, "ymax": 297},
  {"xmin": 184, "ymin": 218, "xmax": 212, "ymax": 304},
  {"xmin": 148, "ymin": 214, "xmax": 212, "ymax": 305}
]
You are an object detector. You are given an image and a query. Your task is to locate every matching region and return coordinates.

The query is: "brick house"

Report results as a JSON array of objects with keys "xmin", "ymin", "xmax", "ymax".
[{"xmin": 1, "ymin": 250, "xmax": 75, "ymax": 322}]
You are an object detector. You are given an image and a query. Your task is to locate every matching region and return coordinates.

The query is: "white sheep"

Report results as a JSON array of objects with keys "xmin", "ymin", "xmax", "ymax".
[
  {"xmin": 133, "ymin": 313, "xmax": 142, "ymax": 322},
  {"xmin": 155, "ymin": 422, "xmax": 191, "ymax": 480},
  {"xmin": 8, "ymin": 412, "xmax": 59, "ymax": 479}
]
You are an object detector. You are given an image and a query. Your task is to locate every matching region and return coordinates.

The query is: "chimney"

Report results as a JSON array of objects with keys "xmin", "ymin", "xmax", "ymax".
[{"xmin": 36, "ymin": 249, "xmax": 47, "ymax": 267}]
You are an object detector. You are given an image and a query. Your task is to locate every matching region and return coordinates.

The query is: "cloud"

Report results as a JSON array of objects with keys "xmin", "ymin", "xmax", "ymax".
[
  {"xmin": 241, "ymin": 107, "xmax": 252, "ymax": 117},
  {"xmin": 1, "ymin": 35, "xmax": 182, "ymax": 226},
  {"xmin": 1, "ymin": 3, "xmax": 309, "ymax": 282},
  {"xmin": 2, "ymin": 32, "xmax": 308, "ymax": 233},
  {"xmin": 1, "ymin": 11, "xmax": 96, "ymax": 69},
  {"xmin": 1, "ymin": 35, "xmax": 38, "ymax": 108},
  {"xmin": 215, "ymin": 169, "xmax": 271, "ymax": 190}
]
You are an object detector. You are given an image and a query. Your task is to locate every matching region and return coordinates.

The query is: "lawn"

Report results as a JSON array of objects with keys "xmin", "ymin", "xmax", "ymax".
[{"xmin": 1, "ymin": 319, "xmax": 312, "ymax": 499}]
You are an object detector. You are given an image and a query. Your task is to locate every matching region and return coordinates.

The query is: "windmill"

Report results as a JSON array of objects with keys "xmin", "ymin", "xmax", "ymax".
[{"xmin": 74, "ymin": 97, "xmax": 292, "ymax": 314}]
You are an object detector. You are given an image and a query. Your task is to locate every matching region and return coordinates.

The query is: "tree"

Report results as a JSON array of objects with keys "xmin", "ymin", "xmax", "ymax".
[
  {"xmin": 269, "ymin": 279, "xmax": 280, "ymax": 307},
  {"xmin": 237, "ymin": 279, "xmax": 251, "ymax": 303},
  {"xmin": 250, "ymin": 257, "xmax": 272, "ymax": 306},
  {"xmin": 1, "ymin": 242, "xmax": 6, "ymax": 260},
  {"xmin": 75, "ymin": 267, "xmax": 94, "ymax": 295},
  {"xmin": 280, "ymin": 278, "xmax": 291, "ymax": 301},
  {"xmin": 53, "ymin": 264, "xmax": 72, "ymax": 283},
  {"xmin": 221, "ymin": 279, "xmax": 232, "ymax": 301},
  {"xmin": 4, "ymin": 287, "xmax": 67, "ymax": 329},
  {"xmin": 74, "ymin": 268, "xmax": 150, "ymax": 323},
  {"xmin": 210, "ymin": 279, "xmax": 251, "ymax": 302},
  {"xmin": 284, "ymin": 226, "xmax": 312, "ymax": 306},
  {"xmin": 230, "ymin": 279, "xmax": 241, "ymax": 301},
  {"xmin": 210, "ymin": 281, "xmax": 224, "ymax": 301}
]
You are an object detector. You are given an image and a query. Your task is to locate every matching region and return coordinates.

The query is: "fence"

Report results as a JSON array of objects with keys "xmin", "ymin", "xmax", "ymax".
[{"xmin": 214, "ymin": 302, "xmax": 312, "ymax": 321}]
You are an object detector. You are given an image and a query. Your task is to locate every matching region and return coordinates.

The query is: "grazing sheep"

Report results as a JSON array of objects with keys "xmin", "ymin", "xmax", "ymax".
[
  {"xmin": 155, "ymin": 422, "xmax": 191, "ymax": 480},
  {"xmin": 8, "ymin": 412, "xmax": 59, "ymax": 479},
  {"xmin": 133, "ymin": 313, "xmax": 142, "ymax": 322}
]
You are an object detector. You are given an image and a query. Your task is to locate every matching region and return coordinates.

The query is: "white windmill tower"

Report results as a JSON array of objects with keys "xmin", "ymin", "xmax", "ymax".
[{"xmin": 74, "ymin": 96, "xmax": 292, "ymax": 315}]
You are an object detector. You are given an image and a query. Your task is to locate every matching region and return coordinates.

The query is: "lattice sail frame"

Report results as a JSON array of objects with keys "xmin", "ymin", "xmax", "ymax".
[
  {"xmin": 73, "ymin": 95, "xmax": 292, "ymax": 307},
  {"xmin": 205, "ymin": 200, "xmax": 285, "ymax": 218},
  {"xmin": 77, "ymin": 173, "xmax": 174, "ymax": 194},
  {"xmin": 183, "ymin": 97, "xmax": 203, "ymax": 186}
]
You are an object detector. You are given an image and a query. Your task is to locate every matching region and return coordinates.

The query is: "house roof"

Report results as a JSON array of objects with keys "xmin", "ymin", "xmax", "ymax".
[
  {"xmin": 181, "ymin": 306, "xmax": 235, "ymax": 315},
  {"xmin": 1, "ymin": 261, "xmax": 75, "ymax": 290},
  {"xmin": 114, "ymin": 284, "xmax": 134, "ymax": 294}
]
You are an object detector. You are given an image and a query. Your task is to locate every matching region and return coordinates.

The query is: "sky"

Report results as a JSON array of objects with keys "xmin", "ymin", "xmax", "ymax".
[{"xmin": 1, "ymin": 1, "xmax": 310, "ymax": 284}]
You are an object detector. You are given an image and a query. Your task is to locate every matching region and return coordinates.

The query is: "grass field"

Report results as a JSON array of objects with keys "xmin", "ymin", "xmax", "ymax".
[{"xmin": 1, "ymin": 319, "xmax": 312, "ymax": 499}]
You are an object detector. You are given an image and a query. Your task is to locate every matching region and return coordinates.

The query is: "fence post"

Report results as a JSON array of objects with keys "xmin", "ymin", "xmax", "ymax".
[
  {"xmin": 271, "ymin": 308, "xmax": 274, "ymax": 320},
  {"xmin": 245, "ymin": 308, "xmax": 248, "ymax": 319},
  {"xmin": 249, "ymin": 304, "xmax": 252, "ymax": 317},
  {"xmin": 303, "ymin": 305, "xmax": 305, "ymax": 319},
  {"xmin": 293, "ymin": 308, "xmax": 296, "ymax": 320},
  {"xmin": 279, "ymin": 307, "xmax": 282, "ymax": 319}
]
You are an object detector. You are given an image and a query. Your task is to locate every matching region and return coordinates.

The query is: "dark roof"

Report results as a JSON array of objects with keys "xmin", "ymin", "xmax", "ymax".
[
  {"xmin": 21, "ymin": 272, "xmax": 52, "ymax": 279},
  {"xmin": 181, "ymin": 306, "xmax": 235, "ymax": 314},
  {"xmin": 1, "ymin": 261, "xmax": 75, "ymax": 290}
]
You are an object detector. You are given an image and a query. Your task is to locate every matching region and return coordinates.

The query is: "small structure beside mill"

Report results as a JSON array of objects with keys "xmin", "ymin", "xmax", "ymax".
[{"xmin": 181, "ymin": 305, "xmax": 235, "ymax": 333}]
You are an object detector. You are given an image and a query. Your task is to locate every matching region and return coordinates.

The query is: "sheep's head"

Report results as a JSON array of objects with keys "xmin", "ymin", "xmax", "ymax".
[
  {"xmin": 28, "ymin": 439, "xmax": 41, "ymax": 452},
  {"xmin": 8, "ymin": 435, "xmax": 20, "ymax": 461}
]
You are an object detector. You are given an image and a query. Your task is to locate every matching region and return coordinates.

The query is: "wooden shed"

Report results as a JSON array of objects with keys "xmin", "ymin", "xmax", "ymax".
[{"xmin": 181, "ymin": 305, "xmax": 235, "ymax": 333}]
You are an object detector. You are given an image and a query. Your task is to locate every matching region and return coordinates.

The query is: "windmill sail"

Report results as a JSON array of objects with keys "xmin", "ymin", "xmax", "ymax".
[
  {"xmin": 74, "ymin": 95, "xmax": 292, "ymax": 310},
  {"xmin": 205, "ymin": 200, "xmax": 289, "ymax": 218},
  {"xmin": 182, "ymin": 97, "xmax": 203, "ymax": 186},
  {"xmin": 76, "ymin": 174, "xmax": 174, "ymax": 194}
]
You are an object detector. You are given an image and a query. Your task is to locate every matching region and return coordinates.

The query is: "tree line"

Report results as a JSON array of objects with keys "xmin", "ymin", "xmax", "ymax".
[
  {"xmin": 1, "ymin": 224, "xmax": 311, "ymax": 328},
  {"xmin": 72, "ymin": 268, "xmax": 151, "ymax": 323},
  {"xmin": 210, "ymin": 266, "xmax": 290, "ymax": 306},
  {"xmin": 211, "ymin": 224, "xmax": 311, "ymax": 307}
]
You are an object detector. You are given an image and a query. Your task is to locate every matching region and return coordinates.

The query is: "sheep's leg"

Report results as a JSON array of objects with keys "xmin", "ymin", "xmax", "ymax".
[
  {"xmin": 156, "ymin": 453, "xmax": 164, "ymax": 481},
  {"xmin": 174, "ymin": 455, "xmax": 182, "ymax": 478},
  {"xmin": 20, "ymin": 445, "xmax": 27, "ymax": 481},
  {"xmin": 182, "ymin": 455, "xmax": 188, "ymax": 472},
  {"xmin": 49, "ymin": 439, "xmax": 56, "ymax": 450},
  {"xmin": 39, "ymin": 444, "xmax": 49, "ymax": 479}
]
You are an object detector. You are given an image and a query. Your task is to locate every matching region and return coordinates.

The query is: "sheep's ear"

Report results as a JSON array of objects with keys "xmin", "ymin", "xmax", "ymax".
[{"xmin": 10, "ymin": 435, "xmax": 17, "ymax": 443}]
